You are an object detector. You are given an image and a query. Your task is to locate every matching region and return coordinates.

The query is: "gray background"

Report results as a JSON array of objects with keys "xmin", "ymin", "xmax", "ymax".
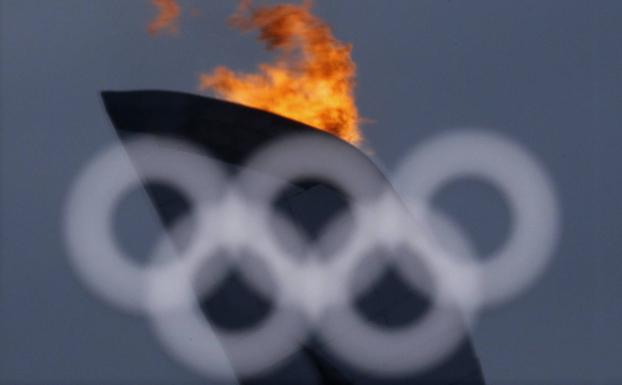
[{"xmin": 1, "ymin": 0, "xmax": 621, "ymax": 384}]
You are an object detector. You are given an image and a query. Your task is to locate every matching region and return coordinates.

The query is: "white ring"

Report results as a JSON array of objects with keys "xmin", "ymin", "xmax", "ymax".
[
  {"xmin": 234, "ymin": 132, "xmax": 387, "ymax": 300},
  {"xmin": 315, "ymin": 191, "xmax": 478, "ymax": 375},
  {"xmin": 146, "ymin": 201, "xmax": 310, "ymax": 379},
  {"xmin": 63, "ymin": 135, "xmax": 225, "ymax": 312},
  {"xmin": 394, "ymin": 129, "xmax": 560, "ymax": 306}
]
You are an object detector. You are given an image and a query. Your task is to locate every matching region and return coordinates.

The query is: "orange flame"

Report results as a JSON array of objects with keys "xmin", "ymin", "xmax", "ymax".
[
  {"xmin": 199, "ymin": 1, "xmax": 362, "ymax": 145},
  {"xmin": 148, "ymin": 0, "xmax": 181, "ymax": 36}
]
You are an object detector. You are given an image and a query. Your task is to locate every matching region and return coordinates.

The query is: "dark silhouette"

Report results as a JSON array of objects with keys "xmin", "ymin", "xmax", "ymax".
[{"xmin": 102, "ymin": 90, "xmax": 486, "ymax": 385}]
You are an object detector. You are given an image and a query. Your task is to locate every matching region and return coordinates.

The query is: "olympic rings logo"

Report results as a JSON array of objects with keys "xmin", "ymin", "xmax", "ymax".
[{"xmin": 63, "ymin": 129, "xmax": 560, "ymax": 380}]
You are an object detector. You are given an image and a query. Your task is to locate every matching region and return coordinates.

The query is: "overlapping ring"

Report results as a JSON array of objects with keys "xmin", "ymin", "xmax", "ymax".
[{"xmin": 63, "ymin": 129, "xmax": 559, "ymax": 379}]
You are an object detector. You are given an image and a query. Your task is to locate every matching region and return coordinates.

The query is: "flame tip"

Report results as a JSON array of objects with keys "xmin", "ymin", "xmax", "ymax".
[
  {"xmin": 200, "ymin": 0, "xmax": 362, "ymax": 145},
  {"xmin": 147, "ymin": 0, "xmax": 365, "ymax": 146}
]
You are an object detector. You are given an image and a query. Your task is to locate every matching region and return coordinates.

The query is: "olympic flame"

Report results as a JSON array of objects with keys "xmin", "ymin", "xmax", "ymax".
[
  {"xmin": 147, "ymin": 0, "xmax": 362, "ymax": 145},
  {"xmin": 148, "ymin": 0, "xmax": 181, "ymax": 36},
  {"xmin": 199, "ymin": 1, "xmax": 362, "ymax": 145}
]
